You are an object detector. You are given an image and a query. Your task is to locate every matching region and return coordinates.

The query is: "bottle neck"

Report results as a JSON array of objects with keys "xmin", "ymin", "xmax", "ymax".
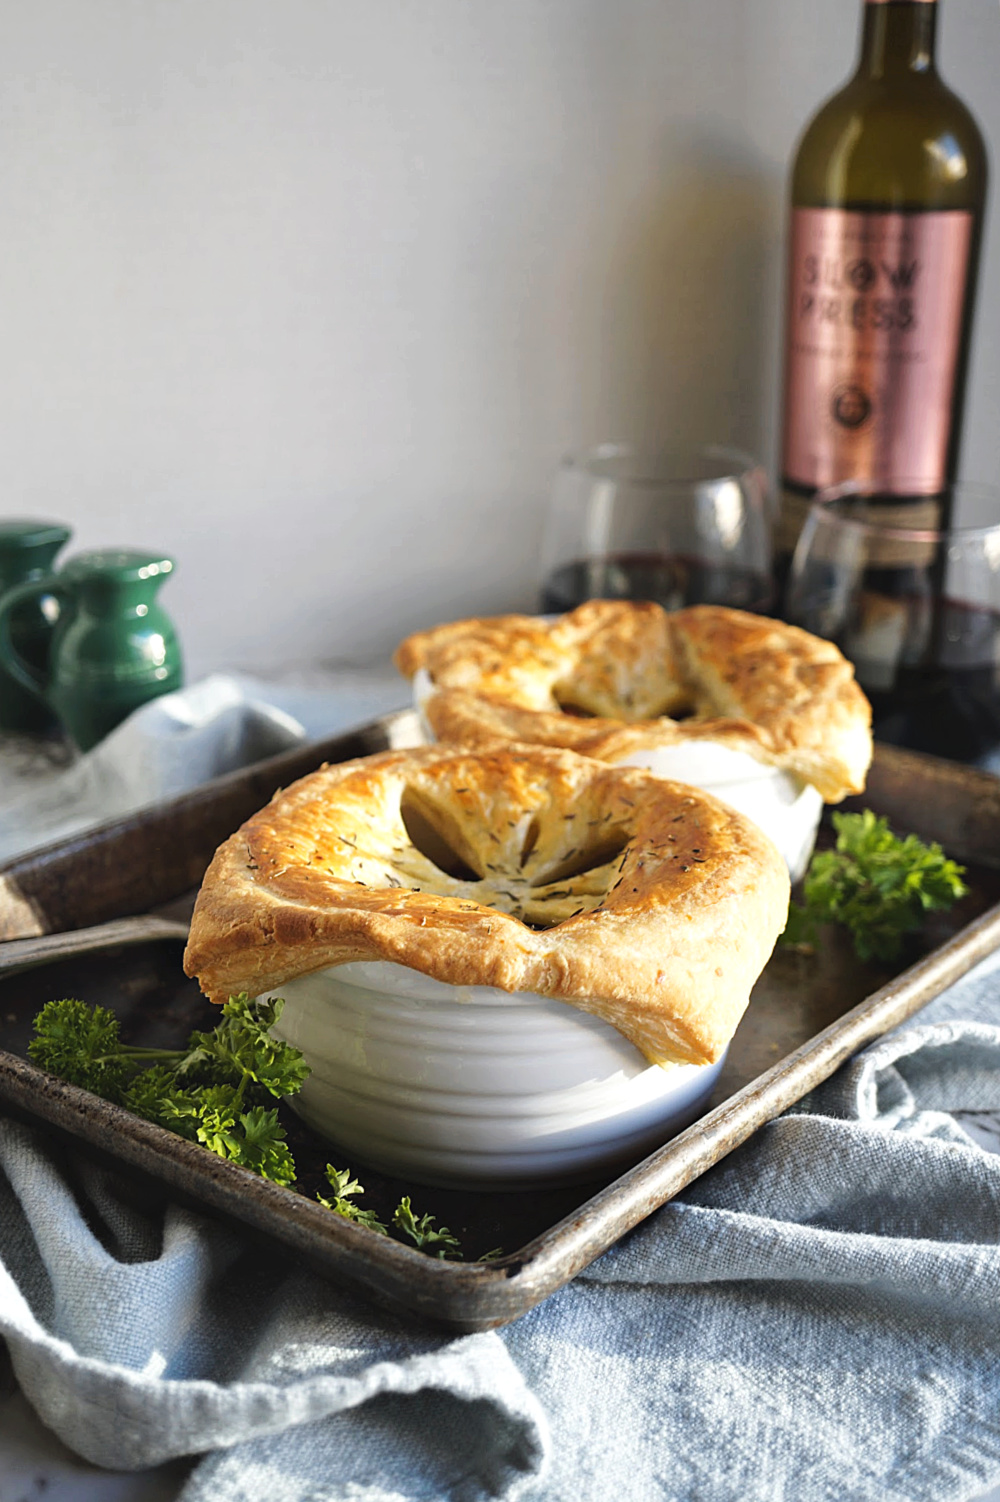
[{"xmin": 856, "ymin": 1, "xmax": 938, "ymax": 80}]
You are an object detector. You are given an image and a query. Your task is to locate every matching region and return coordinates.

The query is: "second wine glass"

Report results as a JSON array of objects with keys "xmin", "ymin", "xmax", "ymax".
[
  {"xmin": 786, "ymin": 480, "xmax": 1000, "ymax": 769},
  {"xmin": 538, "ymin": 445, "xmax": 773, "ymax": 615}
]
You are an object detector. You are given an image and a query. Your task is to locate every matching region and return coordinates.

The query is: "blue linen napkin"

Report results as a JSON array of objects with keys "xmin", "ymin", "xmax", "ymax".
[{"xmin": 0, "ymin": 951, "xmax": 999, "ymax": 1501}]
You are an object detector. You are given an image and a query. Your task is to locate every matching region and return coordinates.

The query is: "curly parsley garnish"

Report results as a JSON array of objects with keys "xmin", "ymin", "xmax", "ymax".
[
  {"xmin": 392, "ymin": 1195, "xmax": 462, "ymax": 1258},
  {"xmin": 781, "ymin": 809, "xmax": 967, "ymax": 963},
  {"xmin": 318, "ymin": 1168, "xmax": 462, "ymax": 1256},
  {"xmin": 317, "ymin": 1165, "xmax": 389, "ymax": 1234},
  {"xmin": 28, "ymin": 995, "xmax": 492, "ymax": 1259},
  {"xmin": 29, "ymin": 993, "xmax": 305, "ymax": 1184}
]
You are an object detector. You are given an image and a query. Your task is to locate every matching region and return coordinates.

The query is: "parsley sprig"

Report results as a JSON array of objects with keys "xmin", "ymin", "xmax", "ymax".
[
  {"xmin": 29, "ymin": 993, "xmax": 305, "ymax": 1184},
  {"xmin": 317, "ymin": 1168, "xmax": 460, "ymax": 1255},
  {"xmin": 28, "ymin": 994, "xmax": 490, "ymax": 1259},
  {"xmin": 317, "ymin": 1165, "xmax": 389, "ymax": 1234},
  {"xmin": 781, "ymin": 810, "xmax": 967, "ymax": 962},
  {"xmin": 392, "ymin": 1195, "xmax": 462, "ymax": 1257}
]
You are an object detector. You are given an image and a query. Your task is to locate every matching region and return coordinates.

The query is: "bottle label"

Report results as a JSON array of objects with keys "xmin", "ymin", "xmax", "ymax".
[{"xmin": 781, "ymin": 207, "xmax": 973, "ymax": 499}]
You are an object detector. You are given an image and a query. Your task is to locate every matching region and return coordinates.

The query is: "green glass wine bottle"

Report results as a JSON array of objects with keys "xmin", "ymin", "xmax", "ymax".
[{"xmin": 774, "ymin": 0, "xmax": 988, "ymax": 592}]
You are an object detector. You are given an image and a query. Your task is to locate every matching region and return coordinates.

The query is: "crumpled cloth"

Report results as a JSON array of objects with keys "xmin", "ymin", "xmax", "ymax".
[
  {"xmin": 2, "ymin": 951, "xmax": 1000, "ymax": 1501},
  {"xmin": 0, "ymin": 668, "xmax": 408, "ymax": 862}
]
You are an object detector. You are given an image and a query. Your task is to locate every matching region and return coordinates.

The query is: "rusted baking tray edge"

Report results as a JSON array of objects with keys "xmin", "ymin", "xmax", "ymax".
[{"xmin": 0, "ymin": 897, "xmax": 997, "ymax": 1332}]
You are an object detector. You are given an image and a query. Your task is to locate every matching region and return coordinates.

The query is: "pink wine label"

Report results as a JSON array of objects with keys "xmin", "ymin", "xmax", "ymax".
[{"xmin": 782, "ymin": 207, "xmax": 973, "ymax": 495}]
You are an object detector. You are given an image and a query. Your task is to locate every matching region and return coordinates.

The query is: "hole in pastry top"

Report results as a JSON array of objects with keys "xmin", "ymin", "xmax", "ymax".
[
  {"xmin": 551, "ymin": 695, "xmax": 598, "ymax": 719},
  {"xmin": 376, "ymin": 776, "xmax": 637, "ymax": 930},
  {"xmin": 399, "ymin": 787, "xmax": 483, "ymax": 883},
  {"xmin": 394, "ymin": 600, "xmax": 874, "ymax": 803},
  {"xmin": 182, "ymin": 743, "xmax": 792, "ymax": 1067}
]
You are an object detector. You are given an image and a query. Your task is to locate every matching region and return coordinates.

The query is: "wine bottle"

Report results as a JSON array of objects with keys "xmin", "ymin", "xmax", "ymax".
[{"xmin": 775, "ymin": 0, "xmax": 988, "ymax": 591}]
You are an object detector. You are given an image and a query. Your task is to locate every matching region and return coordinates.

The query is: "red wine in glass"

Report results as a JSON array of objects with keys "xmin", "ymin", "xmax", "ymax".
[
  {"xmin": 540, "ymin": 552, "xmax": 774, "ymax": 616},
  {"xmin": 786, "ymin": 482, "xmax": 1000, "ymax": 770},
  {"xmin": 861, "ymin": 597, "xmax": 1000, "ymax": 766}
]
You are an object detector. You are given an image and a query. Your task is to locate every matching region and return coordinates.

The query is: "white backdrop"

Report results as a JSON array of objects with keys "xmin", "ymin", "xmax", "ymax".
[{"xmin": 0, "ymin": 0, "xmax": 995, "ymax": 679}]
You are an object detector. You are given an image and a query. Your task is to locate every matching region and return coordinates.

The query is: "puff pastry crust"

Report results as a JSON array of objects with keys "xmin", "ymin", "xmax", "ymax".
[
  {"xmin": 183, "ymin": 743, "xmax": 789, "ymax": 1067},
  {"xmin": 395, "ymin": 601, "xmax": 872, "ymax": 801}
]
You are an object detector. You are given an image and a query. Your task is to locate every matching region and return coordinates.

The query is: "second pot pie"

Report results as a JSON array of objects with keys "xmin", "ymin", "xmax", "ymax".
[
  {"xmin": 394, "ymin": 601, "xmax": 874, "ymax": 882},
  {"xmin": 183, "ymin": 742, "xmax": 790, "ymax": 1068},
  {"xmin": 393, "ymin": 600, "xmax": 873, "ymax": 802}
]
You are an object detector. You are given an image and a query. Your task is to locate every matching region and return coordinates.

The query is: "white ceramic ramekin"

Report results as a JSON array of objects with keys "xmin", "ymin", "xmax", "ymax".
[
  {"xmin": 268, "ymin": 960, "xmax": 724, "ymax": 1191},
  {"xmin": 412, "ymin": 666, "xmax": 441, "ymax": 741},
  {"xmin": 611, "ymin": 742, "xmax": 823, "ymax": 885}
]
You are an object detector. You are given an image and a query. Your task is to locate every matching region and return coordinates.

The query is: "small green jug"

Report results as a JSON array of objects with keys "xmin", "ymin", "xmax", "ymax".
[
  {"xmin": 0, "ymin": 519, "xmax": 73, "ymax": 733},
  {"xmin": 0, "ymin": 548, "xmax": 184, "ymax": 751}
]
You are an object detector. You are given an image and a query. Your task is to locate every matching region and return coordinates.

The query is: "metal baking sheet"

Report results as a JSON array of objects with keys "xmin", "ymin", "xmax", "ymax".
[{"xmin": 0, "ymin": 713, "xmax": 998, "ymax": 1331}]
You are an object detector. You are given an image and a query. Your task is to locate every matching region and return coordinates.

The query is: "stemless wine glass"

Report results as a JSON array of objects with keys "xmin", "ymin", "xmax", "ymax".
[
  {"xmin": 538, "ymin": 444, "xmax": 773, "ymax": 615},
  {"xmin": 786, "ymin": 480, "xmax": 1000, "ymax": 768}
]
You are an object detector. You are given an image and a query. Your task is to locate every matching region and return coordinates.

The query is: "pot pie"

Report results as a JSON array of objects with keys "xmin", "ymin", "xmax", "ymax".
[
  {"xmin": 394, "ymin": 601, "xmax": 873, "ymax": 882},
  {"xmin": 394, "ymin": 601, "xmax": 872, "ymax": 801},
  {"xmin": 183, "ymin": 742, "xmax": 790, "ymax": 1068}
]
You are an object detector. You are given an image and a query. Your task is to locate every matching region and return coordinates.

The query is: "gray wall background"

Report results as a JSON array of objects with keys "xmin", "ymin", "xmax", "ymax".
[{"xmin": 0, "ymin": 0, "xmax": 995, "ymax": 677}]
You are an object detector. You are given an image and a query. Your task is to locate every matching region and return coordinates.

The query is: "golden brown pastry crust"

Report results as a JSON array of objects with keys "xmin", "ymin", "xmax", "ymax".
[
  {"xmin": 183, "ymin": 743, "xmax": 789, "ymax": 1067},
  {"xmin": 395, "ymin": 601, "xmax": 872, "ymax": 802}
]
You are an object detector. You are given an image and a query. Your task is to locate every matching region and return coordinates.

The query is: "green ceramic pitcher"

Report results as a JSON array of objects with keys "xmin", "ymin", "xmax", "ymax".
[
  {"xmin": 0, "ymin": 548, "xmax": 184, "ymax": 751},
  {"xmin": 0, "ymin": 519, "xmax": 72, "ymax": 733}
]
